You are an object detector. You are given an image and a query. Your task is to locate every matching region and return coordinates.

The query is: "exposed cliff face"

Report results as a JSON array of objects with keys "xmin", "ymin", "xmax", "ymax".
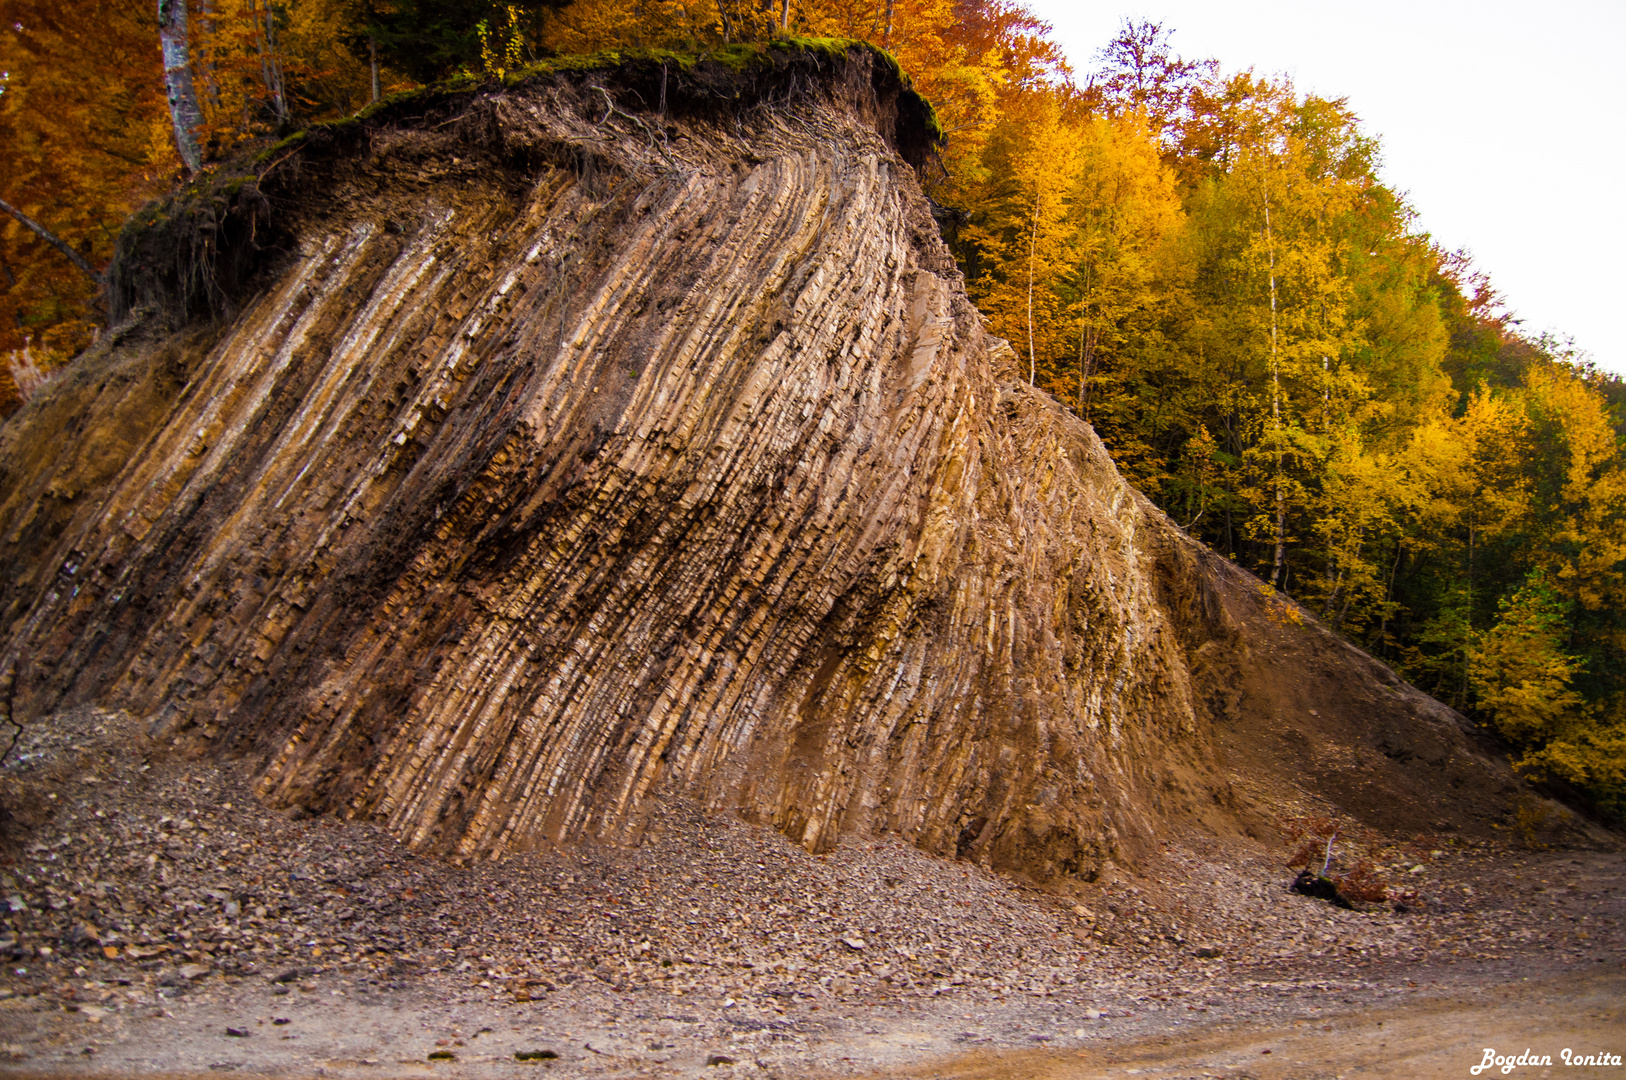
[{"xmin": 0, "ymin": 44, "xmax": 1521, "ymax": 875}]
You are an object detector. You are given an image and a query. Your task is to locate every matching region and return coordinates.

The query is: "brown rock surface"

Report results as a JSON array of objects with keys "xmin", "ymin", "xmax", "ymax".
[{"xmin": 0, "ymin": 43, "xmax": 1533, "ymax": 876}]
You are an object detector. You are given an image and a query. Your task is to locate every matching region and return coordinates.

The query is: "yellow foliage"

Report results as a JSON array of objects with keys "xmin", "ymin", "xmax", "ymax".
[
  {"xmin": 1469, "ymin": 570, "xmax": 1587, "ymax": 746},
  {"xmin": 1518, "ymin": 364, "xmax": 1626, "ymax": 611},
  {"xmin": 1065, "ymin": 110, "xmax": 1182, "ymax": 408},
  {"xmin": 962, "ymin": 91, "xmax": 1085, "ymax": 381},
  {"xmin": 1515, "ymin": 703, "xmax": 1626, "ymax": 817},
  {"xmin": 479, "ymin": 7, "xmax": 527, "ymax": 78}
]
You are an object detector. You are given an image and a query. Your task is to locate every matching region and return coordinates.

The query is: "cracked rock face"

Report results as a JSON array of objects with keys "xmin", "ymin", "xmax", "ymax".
[{"xmin": 0, "ymin": 46, "xmax": 1519, "ymax": 875}]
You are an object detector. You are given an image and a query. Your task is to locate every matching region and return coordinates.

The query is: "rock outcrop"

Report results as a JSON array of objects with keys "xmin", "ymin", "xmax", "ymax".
[{"xmin": 0, "ymin": 43, "xmax": 1520, "ymax": 875}]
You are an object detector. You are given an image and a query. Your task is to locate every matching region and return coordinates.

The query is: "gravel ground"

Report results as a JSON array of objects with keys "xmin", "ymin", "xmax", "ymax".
[{"xmin": 0, "ymin": 708, "xmax": 1622, "ymax": 1077}]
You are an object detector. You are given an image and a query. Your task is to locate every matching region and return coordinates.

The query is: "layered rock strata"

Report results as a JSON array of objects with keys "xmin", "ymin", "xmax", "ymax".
[{"xmin": 0, "ymin": 44, "xmax": 1517, "ymax": 875}]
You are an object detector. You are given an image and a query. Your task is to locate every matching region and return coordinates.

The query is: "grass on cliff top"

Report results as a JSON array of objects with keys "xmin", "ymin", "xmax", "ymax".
[
  {"xmin": 114, "ymin": 37, "xmax": 940, "ymax": 328},
  {"xmin": 255, "ymin": 37, "xmax": 941, "ymax": 167}
]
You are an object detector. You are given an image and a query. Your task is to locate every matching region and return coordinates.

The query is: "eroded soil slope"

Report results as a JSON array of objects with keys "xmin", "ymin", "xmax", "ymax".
[{"xmin": 0, "ymin": 42, "xmax": 1550, "ymax": 879}]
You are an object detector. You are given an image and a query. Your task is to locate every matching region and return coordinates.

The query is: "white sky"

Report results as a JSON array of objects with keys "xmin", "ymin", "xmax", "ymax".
[{"xmin": 1023, "ymin": 0, "xmax": 1626, "ymax": 377}]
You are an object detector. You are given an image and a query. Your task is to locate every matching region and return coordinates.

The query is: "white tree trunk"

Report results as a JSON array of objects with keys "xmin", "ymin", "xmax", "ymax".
[
  {"xmin": 1263, "ymin": 169, "xmax": 1285, "ymax": 588},
  {"xmin": 1026, "ymin": 190, "xmax": 1039, "ymax": 385},
  {"xmin": 158, "ymin": 0, "xmax": 204, "ymax": 174}
]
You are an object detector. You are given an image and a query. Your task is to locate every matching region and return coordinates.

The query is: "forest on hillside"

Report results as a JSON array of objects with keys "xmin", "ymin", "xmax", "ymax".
[{"xmin": 2, "ymin": 0, "xmax": 1623, "ymax": 818}]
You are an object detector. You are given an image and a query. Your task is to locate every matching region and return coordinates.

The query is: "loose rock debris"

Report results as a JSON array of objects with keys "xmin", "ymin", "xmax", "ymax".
[{"xmin": 0, "ymin": 708, "xmax": 1621, "ymax": 1075}]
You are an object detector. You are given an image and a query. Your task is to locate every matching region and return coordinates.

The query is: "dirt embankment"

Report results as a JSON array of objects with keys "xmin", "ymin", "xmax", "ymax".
[{"xmin": 0, "ymin": 41, "xmax": 1579, "ymax": 890}]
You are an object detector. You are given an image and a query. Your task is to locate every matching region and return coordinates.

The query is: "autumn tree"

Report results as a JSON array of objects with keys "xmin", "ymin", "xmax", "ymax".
[
  {"xmin": 1471, "ymin": 569, "xmax": 1588, "ymax": 752},
  {"xmin": 1, "ymin": 0, "xmax": 176, "ymax": 410},
  {"xmin": 1064, "ymin": 111, "xmax": 1181, "ymax": 415},
  {"xmin": 958, "ymin": 90, "xmax": 1085, "ymax": 384},
  {"xmin": 1088, "ymin": 18, "xmax": 1211, "ymax": 143}
]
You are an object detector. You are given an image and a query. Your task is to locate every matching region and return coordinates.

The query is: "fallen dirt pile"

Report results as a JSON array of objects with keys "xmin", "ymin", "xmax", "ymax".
[
  {"xmin": 0, "ymin": 710, "xmax": 1622, "ymax": 1076},
  {"xmin": 0, "ymin": 40, "xmax": 1541, "ymax": 881}
]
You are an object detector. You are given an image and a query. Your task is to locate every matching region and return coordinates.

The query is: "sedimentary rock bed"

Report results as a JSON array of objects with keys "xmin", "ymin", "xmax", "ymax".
[{"xmin": 0, "ymin": 44, "xmax": 1517, "ymax": 875}]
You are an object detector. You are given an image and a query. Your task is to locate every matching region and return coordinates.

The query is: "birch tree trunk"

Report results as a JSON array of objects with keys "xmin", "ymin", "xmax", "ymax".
[
  {"xmin": 253, "ymin": 0, "xmax": 288, "ymax": 126},
  {"xmin": 157, "ymin": 0, "xmax": 204, "ymax": 175},
  {"xmin": 1076, "ymin": 262, "xmax": 1095, "ymax": 417},
  {"xmin": 1026, "ymin": 190, "xmax": 1039, "ymax": 385},
  {"xmin": 1262, "ymin": 169, "xmax": 1286, "ymax": 589}
]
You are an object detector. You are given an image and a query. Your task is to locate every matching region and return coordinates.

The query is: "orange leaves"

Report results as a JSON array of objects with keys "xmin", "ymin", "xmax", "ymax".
[
  {"xmin": 0, "ymin": 0, "xmax": 391, "ymax": 414},
  {"xmin": 190, "ymin": 0, "xmax": 378, "ymax": 153},
  {"xmin": 541, "ymin": 0, "xmax": 717, "ymax": 54},
  {"xmin": 1, "ymin": 0, "xmax": 174, "ymax": 407}
]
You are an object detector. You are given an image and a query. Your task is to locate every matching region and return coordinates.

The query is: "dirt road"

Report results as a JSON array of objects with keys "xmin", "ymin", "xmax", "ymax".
[
  {"xmin": 3, "ymin": 971, "xmax": 1622, "ymax": 1079},
  {"xmin": 860, "ymin": 972, "xmax": 1626, "ymax": 1079}
]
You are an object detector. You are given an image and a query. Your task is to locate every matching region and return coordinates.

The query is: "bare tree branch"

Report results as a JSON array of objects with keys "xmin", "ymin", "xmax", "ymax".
[{"xmin": 0, "ymin": 197, "xmax": 106, "ymax": 287}]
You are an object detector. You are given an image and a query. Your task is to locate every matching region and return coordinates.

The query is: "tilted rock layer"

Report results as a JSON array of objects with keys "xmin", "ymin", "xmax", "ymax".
[{"xmin": 0, "ymin": 45, "xmax": 1519, "ymax": 875}]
